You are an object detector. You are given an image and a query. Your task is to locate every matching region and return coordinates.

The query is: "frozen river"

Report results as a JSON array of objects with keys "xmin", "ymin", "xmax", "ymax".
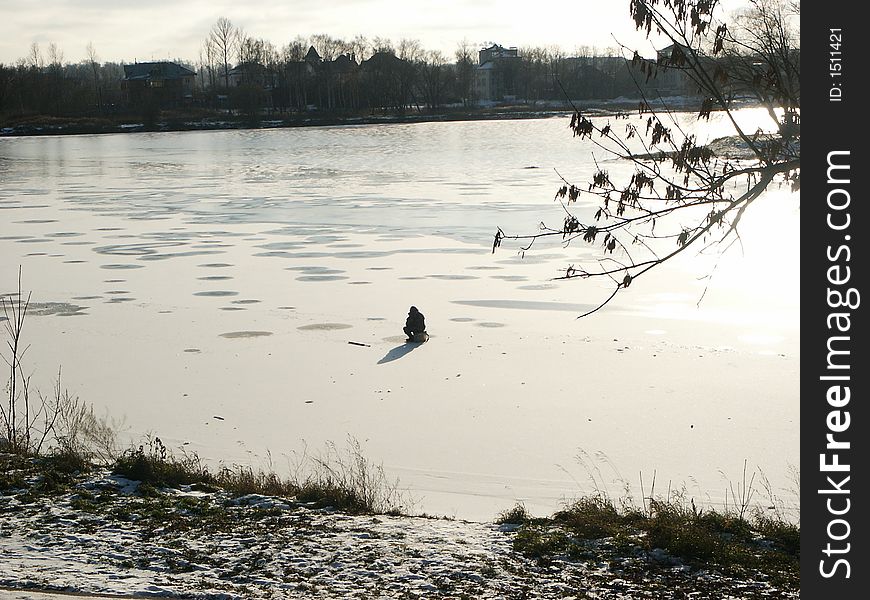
[{"xmin": 0, "ymin": 112, "xmax": 800, "ymax": 521}]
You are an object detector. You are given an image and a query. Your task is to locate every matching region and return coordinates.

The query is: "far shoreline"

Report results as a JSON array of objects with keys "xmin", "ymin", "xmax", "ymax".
[{"xmin": 0, "ymin": 98, "xmax": 682, "ymax": 138}]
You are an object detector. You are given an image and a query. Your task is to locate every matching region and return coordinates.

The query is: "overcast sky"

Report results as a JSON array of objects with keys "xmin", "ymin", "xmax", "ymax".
[{"xmin": 0, "ymin": 0, "xmax": 679, "ymax": 65}]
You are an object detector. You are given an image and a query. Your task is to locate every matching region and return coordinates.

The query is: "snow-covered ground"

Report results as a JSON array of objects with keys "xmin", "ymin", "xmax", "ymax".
[{"xmin": 0, "ymin": 467, "xmax": 797, "ymax": 599}]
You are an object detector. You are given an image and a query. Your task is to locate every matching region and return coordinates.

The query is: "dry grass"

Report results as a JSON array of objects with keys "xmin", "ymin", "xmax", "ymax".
[{"xmin": 112, "ymin": 435, "xmax": 410, "ymax": 515}]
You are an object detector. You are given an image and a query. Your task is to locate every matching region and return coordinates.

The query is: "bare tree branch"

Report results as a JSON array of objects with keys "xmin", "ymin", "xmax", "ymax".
[{"xmin": 493, "ymin": 0, "xmax": 799, "ymax": 316}]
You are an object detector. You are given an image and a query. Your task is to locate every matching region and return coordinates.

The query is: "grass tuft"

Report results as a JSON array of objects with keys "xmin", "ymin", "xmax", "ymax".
[{"xmin": 496, "ymin": 503, "xmax": 532, "ymax": 525}]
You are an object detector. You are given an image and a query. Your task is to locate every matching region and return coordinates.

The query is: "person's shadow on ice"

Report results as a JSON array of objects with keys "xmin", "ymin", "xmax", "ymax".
[{"xmin": 377, "ymin": 342, "xmax": 421, "ymax": 364}]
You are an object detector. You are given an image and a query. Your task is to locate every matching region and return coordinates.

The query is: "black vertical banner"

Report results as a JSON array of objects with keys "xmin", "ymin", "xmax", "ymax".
[{"xmin": 802, "ymin": 1, "xmax": 867, "ymax": 597}]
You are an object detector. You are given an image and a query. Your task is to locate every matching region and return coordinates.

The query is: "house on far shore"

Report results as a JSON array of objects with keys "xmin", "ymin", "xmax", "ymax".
[
  {"xmin": 121, "ymin": 61, "xmax": 196, "ymax": 107},
  {"xmin": 650, "ymin": 44, "xmax": 701, "ymax": 97},
  {"xmin": 304, "ymin": 46, "xmax": 323, "ymax": 65},
  {"xmin": 228, "ymin": 61, "xmax": 278, "ymax": 90},
  {"xmin": 474, "ymin": 44, "xmax": 520, "ymax": 102}
]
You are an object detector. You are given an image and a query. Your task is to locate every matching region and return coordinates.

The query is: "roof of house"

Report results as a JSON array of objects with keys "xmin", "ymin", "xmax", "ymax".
[
  {"xmin": 123, "ymin": 62, "xmax": 195, "ymax": 81},
  {"xmin": 656, "ymin": 43, "xmax": 695, "ymax": 62},
  {"xmin": 228, "ymin": 61, "xmax": 267, "ymax": 76},
  {"xmin": 480, "ymin": 44, "xmax": 518, "ymax": 56},
  {"xmin": 305, "ymin": 46, "xmax": 322, "ymax": 62},
  {"xmin": 331, "ymin": 54, "xmax": 358, "ymax": 72},
  {"xmin": 361, "ymin": 51, "xmax": 405, "ymax": 70}
]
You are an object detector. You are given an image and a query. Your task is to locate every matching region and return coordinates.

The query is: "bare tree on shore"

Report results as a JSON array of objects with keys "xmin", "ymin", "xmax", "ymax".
[
  {"xmin": 208, "ymin": 17, "xmax": 239, "ymax": 89},
  {"xmin": 85, "ymin": 42, "xmax": 101, "ymax": 113},
  {"xmin": 454, "ymin": 39, "xmax": 476, "ymax": 107}
]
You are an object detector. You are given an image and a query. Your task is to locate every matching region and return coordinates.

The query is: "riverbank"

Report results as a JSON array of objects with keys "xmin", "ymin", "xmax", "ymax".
[
  {"xmin": 0, "ymin": 97, "xmax": 691, "ymax": 138},
  {"xmin": 0, "ymin": 452, "xmax": 798, "ymax": 598},
  {"xmin": 0, "ymin": 95, "xmax": 769, "ymax": 139},
  {"xmin": 0, "ymin": 107, "xmax": 573, "ymax": 138}
]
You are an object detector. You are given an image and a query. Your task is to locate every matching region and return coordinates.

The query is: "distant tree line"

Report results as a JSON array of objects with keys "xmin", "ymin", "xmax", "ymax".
[
  {"xmin": 0, "ymin": 21, "xmax": 680, "ymax": 124},
  {"xmin": 0, "ymin": 42, "xmax": 129, "ymax": 121},
  {"xmin": 194, "ymin": 20, "xmax": 656, "ymax": 116}
]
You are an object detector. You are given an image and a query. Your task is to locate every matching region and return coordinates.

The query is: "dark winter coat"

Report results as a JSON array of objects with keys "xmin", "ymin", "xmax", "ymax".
[{"xmin": 404, "ymin": 307, "xmax": 426, "ymax": 334}]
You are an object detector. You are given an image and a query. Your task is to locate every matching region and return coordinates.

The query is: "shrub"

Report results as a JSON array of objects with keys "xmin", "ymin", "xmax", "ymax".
[
  {"xmin": 755, "ymin": 514, "xmax": 800, "ymax": 558},
  {"xmin": 496, "ymin": 503, "xmax": 531, "ymax": 525},
  {"xmin": 645, "ymin": 501, "xmax": 723, "ymax": 562},
  {"xmin": 40, "ymin": 448, "xmax": 92, "ymax": 477},
  {"xmin": 553, "ymin": 496, "xmax": 624, "ymax": 539},
  {"xmin": 215, "ymin": 465, "xmax": 296, "ymax": 497},
  {"xmin": 513, "ymin": 527, "xmax": 572, "ymax": 559},
  {"xmin": 113, "ymin": 436, "xmax": 212, "ymax": 488}
]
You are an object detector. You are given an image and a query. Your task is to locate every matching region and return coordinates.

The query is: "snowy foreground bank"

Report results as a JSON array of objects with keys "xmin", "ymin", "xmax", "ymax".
[{"xmin": 1, "ymin": 464, "xmax": 797, "ymax": 599}]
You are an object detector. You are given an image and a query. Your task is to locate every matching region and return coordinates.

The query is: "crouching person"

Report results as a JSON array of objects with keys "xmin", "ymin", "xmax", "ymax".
[{"xmin": 403, "ymin": 306, "xmax": 428, "ymax": 342}]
